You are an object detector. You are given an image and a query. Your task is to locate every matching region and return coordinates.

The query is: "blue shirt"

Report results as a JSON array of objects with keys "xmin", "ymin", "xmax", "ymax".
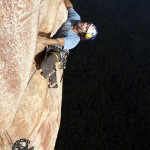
[{"xmin": 53, "ymin": 8, "xmax": 81, "ymax": 50}]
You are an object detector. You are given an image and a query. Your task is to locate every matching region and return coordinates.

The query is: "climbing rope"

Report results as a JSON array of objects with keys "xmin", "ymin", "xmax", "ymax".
[
  {"xmin": 12, "ymin": 138, "xmax": 30, "ymax": 150},
  {"xmin": 27, "ymin": 69, "xmax": 37, "ymax": 85},
  {"xmin": 4, "ymin": 131, "xmax": 13, "ymax": 148}
]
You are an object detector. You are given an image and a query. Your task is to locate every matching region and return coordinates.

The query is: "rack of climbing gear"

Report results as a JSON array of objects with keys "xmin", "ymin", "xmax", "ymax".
[
  {"xmin": 3, "ymin": 131, "xmax": 34, "ymax": 150},
  {"xmin": 44, "ymin": 45, "xmax": 69, "ymax": 70},
  {"xmin": 12, "ymin": 138, "xmax": 32, "ymax": 150}
]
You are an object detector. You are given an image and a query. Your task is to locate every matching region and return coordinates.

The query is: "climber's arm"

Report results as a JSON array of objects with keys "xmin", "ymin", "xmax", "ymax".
[
  {"xmin": 64, "ymin": 0, "xmax": 73, "ymax": 9},
  {"xmin": 37, "ymin": 36, "xmax": 64, "ymax": 47}
]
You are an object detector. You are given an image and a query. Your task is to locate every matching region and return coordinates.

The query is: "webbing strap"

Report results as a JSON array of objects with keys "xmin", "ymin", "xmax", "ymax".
[
  {"xmin": 49, "ymin": 52, "xmax": 60, "ymax": 62},
  {"xmin": 49, "ymin": 52, "xmax": 61, "ymax": 69}
]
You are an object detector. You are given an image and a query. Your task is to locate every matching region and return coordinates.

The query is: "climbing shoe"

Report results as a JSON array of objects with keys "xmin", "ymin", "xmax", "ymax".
[{"xmin": 48, "ymin": 83, "xmax": 58, "ymax": 89}]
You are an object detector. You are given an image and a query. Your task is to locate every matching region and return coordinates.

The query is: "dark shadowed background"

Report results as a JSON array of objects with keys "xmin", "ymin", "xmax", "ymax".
[{"xmin": 55, "ymin": 0, "xmax": 150, "ymax": 149}]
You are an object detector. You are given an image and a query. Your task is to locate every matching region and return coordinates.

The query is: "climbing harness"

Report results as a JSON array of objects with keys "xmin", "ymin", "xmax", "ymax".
[
  {"xmin": 44, "ymin": 45, "xmax": 69, "ymax": 85},
  {"xmin": 45, "ymin": 45, "xmax": 69, "ymax": 70}
]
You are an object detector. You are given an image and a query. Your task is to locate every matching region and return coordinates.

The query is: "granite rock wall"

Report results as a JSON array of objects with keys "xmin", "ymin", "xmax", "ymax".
[{"xmin": 0, "ymin": 0, "xmax": 67, "ymax": 149}]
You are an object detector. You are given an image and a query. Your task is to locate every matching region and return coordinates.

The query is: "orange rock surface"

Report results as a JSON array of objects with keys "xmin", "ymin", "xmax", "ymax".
[{"xmin": 0, "ymin": 0, "xmax": 67, "ymax": 149}]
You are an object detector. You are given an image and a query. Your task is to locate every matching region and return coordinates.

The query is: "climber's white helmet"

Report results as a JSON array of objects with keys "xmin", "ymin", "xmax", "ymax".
[{"xmin": 85, "ymin": 23, "xmax": 98, "ymax": 40}]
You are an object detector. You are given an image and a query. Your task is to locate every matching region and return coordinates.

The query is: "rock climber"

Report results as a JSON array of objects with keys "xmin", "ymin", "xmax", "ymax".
[{"xmin": 37, "ymin": 0, "xmax": 98, "ymax": 88}]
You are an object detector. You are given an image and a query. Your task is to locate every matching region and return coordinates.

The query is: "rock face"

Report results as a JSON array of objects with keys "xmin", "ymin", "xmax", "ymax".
[{"xmin": 0, "ymin": 0, "xmax": 67, "ymax": 149}]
